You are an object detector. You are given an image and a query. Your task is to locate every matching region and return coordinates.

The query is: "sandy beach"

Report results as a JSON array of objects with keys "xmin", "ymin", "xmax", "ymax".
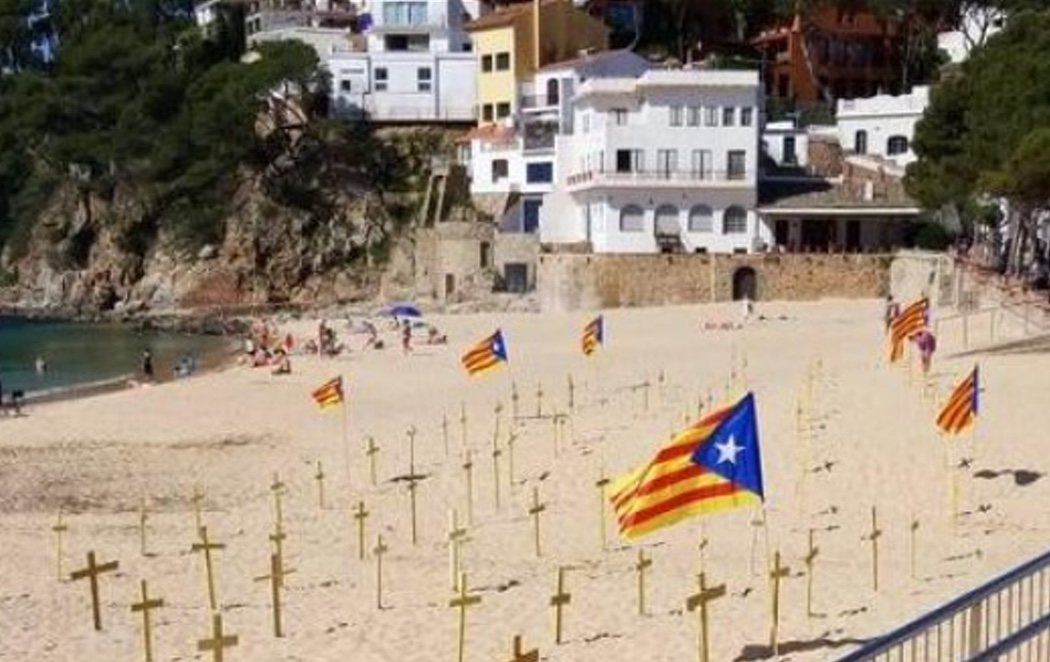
[{"xmin": 2, "ymin": 299, "xmax": 1048, "ymax": 661}]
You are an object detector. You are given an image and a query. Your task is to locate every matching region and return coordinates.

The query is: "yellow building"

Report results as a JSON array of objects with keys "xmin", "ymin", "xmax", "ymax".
[{"xmin": 466, "ymin": 0, "xmax": 609, "ymax": 125}]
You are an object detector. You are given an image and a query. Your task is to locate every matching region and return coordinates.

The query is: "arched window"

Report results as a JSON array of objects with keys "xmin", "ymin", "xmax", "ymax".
[
  {"xmin": 723, "ymin": 206, "xmax": 748, "ymax": 234},
  {"xmin": 619, "ymin": 205, "xmax": 645, "ymax": 232},
  {"xmin": 887, "ymin": 135, "xmax": 909, "ymax": 155},
  {"xmin": 654, "ymin": 205, "xmax": 680, "ymax": 236},
  {"xmin": 546, "ymin": 78, "xmax": 559, "ymax": 106},
  {"xmin": 688, "ymin": 205, "xmax": 713, "ymax": 232},
  {"xmin": 854, "ymin": 130, "xmax": 868, "ymax": 154}
]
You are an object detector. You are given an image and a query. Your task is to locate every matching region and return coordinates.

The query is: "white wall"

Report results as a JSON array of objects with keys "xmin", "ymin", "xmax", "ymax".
[
  {"xmin": 469, "ymin": 141, "xmax": 556, "ymax": 195},
  {"xmin": 762, "ymin": 121, "xmax": 809, "ymax": 169},
  {"xmin": 250, "ymin": 27, "xmax": 353, "ymax": 57},
  {"xmin": 938, "ymin": 7, "xmax": 1005, "ymax": 63},
  {"xmin": 836, "ymin": 86, "xmax": 929, "ymax": 167}
]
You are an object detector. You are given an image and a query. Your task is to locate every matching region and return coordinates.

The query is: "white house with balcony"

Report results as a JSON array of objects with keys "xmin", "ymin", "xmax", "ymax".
[
  {"xmin": 326, "ymin": 0, "xmax": 480, "ymax": 121},
  {"xmin": 539, "ymin": 68, "xmax": 765, "ymax": 254},
  {"xmin": 835, "ymin": 86, "xmax": 929, "ymax": 169}
]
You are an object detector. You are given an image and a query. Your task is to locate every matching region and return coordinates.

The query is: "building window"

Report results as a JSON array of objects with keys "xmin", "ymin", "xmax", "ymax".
[
  {"xmin": 727, "ymin": 150, "xmax": 746, "ymax": 180},
  {"xmin": 339, "ymin": 80, "xmax": 351, "ymax": 92},
  {"xmin": 495, "ymin": 52, "xmax": 510, "ymax": 70},
  {"xmin": 619, "ymin": 205, "xmax": 645, "ymax": 232},
  {"xmin": 492, "ymin": 159, "xmax": 509, "ymax": 182},
  {"xmin": 612, "ymin": 108, "xmax": 628, "ymax": 125},
  {"xmin": 887, "ymin": 135, "xmax": 909, "ymax": 155},
  {"xmin": 670, "ymin": 106, "xmax": 684, "ymax": 126},
  {"xmin": 383, "ymin": 1, "xmax": 428, "ymax": 27},
  {"xmin": 526, "ymin": 162, "xmax": 553, "ymax": 183},
  {"xmin": 654, "ymin": 205, "xmax": 680, "ymax": 236},
  {"xmin": 704, "ymin": 107, "xmax": 718, "ymax": 127},
  {"xmin": 691, "ymin": 149, "xmax": 712, "ymax": 179},
  {"xmin": 615, "ymin": 149, "xmax": 643, "ymax": 173},
  {"xmin": 688, "ymin": 205, "xmax": 713, "ymax": 232},
  {"xmin": 480, "ymin": 241, "xmax": 491, "ymax": 268},
  {"xmin": 482, "ymin": 104, "xmax": 494, "ymax": 122},
  {"xmin": 783, "ymin": 136, "xmax": 797, "ymax": 164},
  {"xmin": 723, "ymin": 206, "xmax": 747, "ymax": 234},
  {"xmin": 496, "ymin": 102, "xmax": 511, "ymax": 119},
  {"xmin": 374, "ymin": 67, "xmax": 388, "ymax": 92},
  {"xmin": 687, "ymin": 106, "xmax": 701, "ymax": 126},
  {"xmin": 546, "ymin": 79, "xmax": 559, "ymax": 105},
  {"xmin": 417, "ymin": 67, "xmax": 432, "ymax": 92},
  {"xmin": 656, "ymin": 149, "xmax": 678, "ymax": 178},
  {"xmin": 481, "ymin": 54, "xmax": 493, "ymax": 72},
  {"xmin": 522, "ymin": 199, "xmax": 542, "ymax": 233},
  {"xmin": 740, "ymin": 107, "xmax": 753, "ymax": 126},
  {"xmin": 855, "ymin": 130, "xmax": 868, "ymax": 154},
  {"xmin": 723, "ymin": 107, "xmax": 735, "ymax": 126}
]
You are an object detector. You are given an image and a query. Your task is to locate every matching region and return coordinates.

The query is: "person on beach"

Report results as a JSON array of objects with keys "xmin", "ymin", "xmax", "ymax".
[
  {"xmin": 401, "ymin": 319, "xmax": 412, "ymax": 355},
  {"xmin": 884, "ymin": 295, "xmax": 900, "ymax": 333},
  {"xmin": 34, "ymin": 355, "xmax": 47, "ymax": 375},
  {"xmin": 141, "ymin": 349, "xmax": 154, "ymax": 381},
  {"xmin": 914, "ymin": 328, "xmax": 937, "ymax": 374},
  {"xmin": 272, "ymin": 349, "xmax": 292, "ymax": 375}
]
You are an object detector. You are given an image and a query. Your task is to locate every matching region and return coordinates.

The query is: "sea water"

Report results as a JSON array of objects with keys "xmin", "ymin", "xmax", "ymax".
[{"xmin": 0, "ymin": 316, "xmax": 232, "ymax": 398}]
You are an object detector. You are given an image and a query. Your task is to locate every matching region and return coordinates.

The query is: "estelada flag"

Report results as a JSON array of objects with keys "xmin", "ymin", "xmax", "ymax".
[
  {"xmin": 311, "ymin": 376, "xmax": 344, "ymax": 410},
  {"xmin": 936, "ymin": 365, "xmax": 979, "ymax": 435},
  {"xmin": 581, "ymin": 315, "xmax": 604, "ymax": 357},
  {"xmin": 889, "ymin": 297, "xmax": 929, "ymax": 363},
  {"xmin": 461, "ymin": 329, "xmax": 508, "ymax": 377},
  {"xmin": 609, "ymin": 392, "xmax": 765, "ymax": 540}
]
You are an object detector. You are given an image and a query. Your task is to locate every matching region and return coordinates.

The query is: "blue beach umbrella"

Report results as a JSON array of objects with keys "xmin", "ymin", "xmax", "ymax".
[{"xmin": 388, "ymin": 304, "xmax": 423, "ymax": 319}]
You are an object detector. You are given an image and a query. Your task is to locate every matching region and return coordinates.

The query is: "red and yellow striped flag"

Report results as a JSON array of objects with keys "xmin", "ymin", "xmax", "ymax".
[
  {"xmin": 936, "ymin": 366, "xmax": 980, "ymax": 435},
  {"xmin": 609, "ymin": 394, "xmax": 764, "ymax": 540},
  {"xmin": 581, "ymin": 315, "xmax": 604, "ymax": 357},
  {"xmin": 461, "ymin": 329, "xmax": 508, "ymax": 377},
  {"xmin": 889, "ymin": 297, "xmax": 929, "ymax": 363},
  {"xmin": 311, "ymin": 376, "xmax": 344, "ymax": 410}
]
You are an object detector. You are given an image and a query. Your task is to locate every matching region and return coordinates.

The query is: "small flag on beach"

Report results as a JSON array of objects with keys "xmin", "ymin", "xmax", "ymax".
[
  {"xmin": 581, "ymin": 315, "xmax": 604, "ymax": 357},
  {"xmin": 936, "ymin": 366, "xmax": 979, "ymax": 435},
  {"xmin": 311, "ymin": 376, "xmax": 345, "ymax": 410},
  {"xmin": 889, "ymin": 297, "xmax": 929, "ymax": 363},
  {"xmin": 609, "ymin": 392, "xmax": 765, "ymax": 540},
  {"xmin": 461, "ymin": 330, "xmax": 509, "ymax": 377}
]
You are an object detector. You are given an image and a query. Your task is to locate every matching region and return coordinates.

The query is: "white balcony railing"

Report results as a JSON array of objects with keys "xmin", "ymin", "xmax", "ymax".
[{"xmin": 566, "ymin": 169, "xmax": 751, "ymax": 188}]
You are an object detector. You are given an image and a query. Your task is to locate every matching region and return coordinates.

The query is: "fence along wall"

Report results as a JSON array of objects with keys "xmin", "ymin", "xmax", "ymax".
[{"xmin": 536, "ymin": 252, "xmax": 893, "ymax": 311}]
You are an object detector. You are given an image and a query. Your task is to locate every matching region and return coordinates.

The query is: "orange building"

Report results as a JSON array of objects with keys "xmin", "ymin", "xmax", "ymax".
[{"xmin": 753, "ymin": 6, "xmax": 902, "ymax": 104}]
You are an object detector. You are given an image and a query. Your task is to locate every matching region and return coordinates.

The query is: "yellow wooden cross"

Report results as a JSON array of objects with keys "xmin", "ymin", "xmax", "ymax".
[
  {"xmin": 269, "ymin": 522, "xmax": 287, "ymax": 587},
  {"xmin": 270, "ymin": 472, "xmax": 287, "ymax": 528},
  {"xmin": 70, "ymin": 550, "xmax": 119, "ymax": 631},
  {"xmin": 365, "ymin": 436, "xmax": 379, "ymax": 486},
  {"xmin": 493, "ymin": 401, "xmax": 503, "ymax": 445},
  {"xmin": 635, "ymin": 548, "xmax": 652, "ymax": 616},
  {"xmin": 442, "ymin": 414, "xmax": 450, "ymax": 458},
  {"xmin": 191, "ymin": 526, "xmax": 226, "ymax": 611},
  {"xmin": 567, "ymin": 373, "xmax": 575, "ymax": 412},
  {"xmin": 407, "ymin": 426, "xmax": 417, "ymax": 475},
  {"xmin": 374, "ymin": 534, "xmax": 388, "ymax": 609},
  {"xmin": 551, "ymin": 414, "xmax": 561, "ymax": 458},
  {"xmin": 507, "ymin": 432, "xmax": 518, "ymax": 489},
  {"xmin": 511, "ymin": 382, "xmax": 520, "ymax": 420},
  {"xmin": 460, "ymin": 402, "xmax": 468, "ymax": 448},
  {"xmin": 804, "ymin": 529, "xmax": 819, "ymax": 617},
  {"xmin": 254, "ymin": 552, "xmax": 296, "ymax": 638},
  {"xmin": 549, "ymin": 566, "xmax": 571, "ymax": 644},
  {"xmin": 131, "ymin": 579, "xmax": 164, "ymax": 662},
  {"xmin": 449, "ymin": 572, "xmax": 482, "ymax": 662},
  {"xmin": 528, "ymin": 487, "xmax": 546, "ymax": 558},
  {"xmin": 492, "ymin": 428, "xmax": 502, "ymax": 510},
  {"xmin": 314, "ymin": 461, "xmax": 326, "ymax": 510},
  {"xmin": 190, "ymin": 485, "xmax": 205, "ymax": 534},
  {"xmin": 139, "ymin": 499, "xmax": 149, "ymax": 557},
  {"xmin": 910, "ymin": 517, "xmax": 920, "ymax": 579},
  {"xmin": 535, "ymin": 383, "xmax": 544, "ymax": 417},
  {"xmin": 641, "ymin": 379, "xmax": 651, "ymax": 413},
  {"xmin": 686, "ymin": 572, "xmax": 726, "ymax": 662},
  {"xmin": 769, "ymin": 550, "xmax": 791, "ymax": 656},
  {"xmin": 596, "ymin": 475, "xmax": 610, "ymax": 551},
  {"xmin": 868, "ymin": 506, "xmax": 882, "ymax": 592},
  {"xmin": 407, "ymin": 474, "xmax": 420, "ymax": 546},
  {"xmin": 197, "ymin": 612, "xmax": 238, "ymax": 662},
  {"xmin": 52, "ymin": 509, "xmax": 68, "ymax": 582},
  {"xmin": 507, "ymin": 635, "xmax": 539, "ymax": 662},
  {"xmin": 462, "ymin": 449, "xmax": 475, "ymax": 525},
  {"xmin": 354, "ymin": 500, "xmax": 369, "ymax": 560},
  {"xmin": 447, "ymin": 509, "xmax": 469, "ymax": 589}
]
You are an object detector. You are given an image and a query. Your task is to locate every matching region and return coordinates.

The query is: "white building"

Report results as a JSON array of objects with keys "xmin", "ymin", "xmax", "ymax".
[
  {"xmin": 835, "ymin": 85, "xmax": 928, "ymax": 168},
  {"xmin": 194, "ymin": 0, "xmax": 223, "ymax": 27},
  {"xmin": 539, "ymin": 68, "xmax": 764, "ymax": 254},
  {"xmin": 327, "ymin": 0, "xmax": 480, "ymax": 121},
  {"xmin": 762, "ymin": 119, "xmax": 808, "ymax": 170},
  {"xmin": 467, "ymin": 50, "xmax": 652, "ymax": 233},
  {"xmin": 938, "ymin": 5, "xmax": 1005, "ymax": 64}
]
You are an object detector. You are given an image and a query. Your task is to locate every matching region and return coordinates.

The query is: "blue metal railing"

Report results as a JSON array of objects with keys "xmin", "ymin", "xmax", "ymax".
[{"xmin": 838, "ymin": 548, "xmax": 1050, "ymax": 661}]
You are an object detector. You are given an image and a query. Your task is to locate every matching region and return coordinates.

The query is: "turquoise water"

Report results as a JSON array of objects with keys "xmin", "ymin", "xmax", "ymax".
[{"xmin": 0, "ymin": 316, "xmax": 233, "ymax": 397}]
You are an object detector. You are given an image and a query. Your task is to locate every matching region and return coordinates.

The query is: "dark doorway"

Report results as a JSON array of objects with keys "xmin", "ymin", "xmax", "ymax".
[
  {"xmin": 504, "ymin": 263, "xmax": 528, "ymax": 293},
  {"xmin": 846, "ymin": 220, "xmax": 861, "ymax": 252},
  {"xmin": 801, "ymin": 219, "xmax": 835, "ymax": 251},
  {"xmin": 732, "ymin": 267, "xmax": 758, "ymax": 301},
  {"xmin": 774, "ymin": 220, "xmax": 790, "ymax": 248},
  {"xmin": 444, "ymin": 273, "xmax": 455, "ymax": 298}
]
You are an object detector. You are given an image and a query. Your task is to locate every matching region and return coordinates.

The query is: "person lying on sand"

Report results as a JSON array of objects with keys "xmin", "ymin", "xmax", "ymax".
[{"xmin": 271, "ymin": 349, "xmax": 292, "ymax": 375}]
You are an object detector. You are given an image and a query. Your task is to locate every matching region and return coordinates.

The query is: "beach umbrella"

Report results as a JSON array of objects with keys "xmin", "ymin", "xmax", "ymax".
[{"xmin": 388, "ymin": 304, "xmax": 423, "ymax": 318}]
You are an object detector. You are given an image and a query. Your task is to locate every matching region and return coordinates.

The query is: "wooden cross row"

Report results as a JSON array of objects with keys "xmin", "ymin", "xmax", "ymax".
[
  {"xmin": 254, "ymin": 552, "xmax": 295, "ymax": 638},
  {"xmin": 636, "ymin": 549, "xmax": 653, "ymax": 616},
  {"xmin": 528, "ymin": 487, "xmax": 546, "ymax": 558},
  {"xmin": 550, "ymin": 566, "xmax": 571, "ymax": 644},
  {"xmin": 567, "ymin": 373, "xmax": 575, "ymax": 412},
  {"xmin": 190, "ymin": 485, "xmax": 205, "ymax": 534},
  {"xmin": 507, "ymin": 432, "xmax": 517, "ymax": 489},
  {"xmin": 450, "ymin": 572, "xmax": 481, "ymax": 662},
  {"xmin": 131, "ymin": 579, "xmax": 164, "ymax": 662},
  {"xmin": 868, "ymin": 506, "xmax": 882, "ymax": 592},
  {"xmin": 354, "ymin": 501, "xmax": 370, "ymax": 560},
  {"xmin": 447, "ymin": 509, "xmax": 469, "ymax": 589},
  {"xmin": 270, "ymin": 473, "xmax": 287, "ymax": 528},
  {"xmin": 769, "ymin": 551, "xmax": 790, "ymax": 655},
  {"xmin": 492, "ymin": 432, "xmax": 502, "ymax": 510},
  {"xmin": 365, "ymin": 436, "xmax": 379, "ymax": 486},
  {"xmin": 374, "ymin": 534, "xmax": 389, "ymax": 610},
  {"xmin": 70, "ymin": 550, "xmax": 119, "ymax": 631},
  {"xmin": 52, "ymin": 510, "xmax": 68, "ymax": 582},
  {"xmin": 269, "ymin": 523, "xmax": 287, "ymax": 587},
  {"xmin": 462, "ymin": 450, "xmax": 475, "ymax": 525},
  {"xmin": 686, "ymin": 572, "xmax": 726, "ymax": 662},
  {"xmin": 805, "ymin": 529, "xmax": 820, "ymax": 618},
  {"xmin": 191, "ymin": 526, "xmax": 226, "ymax": 611},
  {"xmin": 197, "ymin": 612, "xmax": 238, "ymax": 662},
  {"xmin": 508, "ymin": 635, "xmax": 539, "ymax": 662},
  {"xmin": 595, "ymin": 475, "xmax": 610, "ymax": 551},
  {"xmin": 314, "ymin": 461, "xmax": 326, "ymax": 510}
]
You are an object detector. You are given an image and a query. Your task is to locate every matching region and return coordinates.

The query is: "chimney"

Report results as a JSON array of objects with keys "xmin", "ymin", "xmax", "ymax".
[{"xmin": 533, "ymin": 0, "xmax": 541, "ymax": 68}]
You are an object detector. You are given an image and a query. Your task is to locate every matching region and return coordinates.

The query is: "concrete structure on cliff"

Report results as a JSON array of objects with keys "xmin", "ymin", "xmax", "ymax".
[{"xmin": 834, "ymin": 86, "xmax": 928, "ymax": 168}]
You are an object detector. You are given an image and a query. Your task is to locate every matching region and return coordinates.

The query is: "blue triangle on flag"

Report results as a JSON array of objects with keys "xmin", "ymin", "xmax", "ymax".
[{"xmin": 691, "ymin": 392, "xmax": 765, "ymax": 499}]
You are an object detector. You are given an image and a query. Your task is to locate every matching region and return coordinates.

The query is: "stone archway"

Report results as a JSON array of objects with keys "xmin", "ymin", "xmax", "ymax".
[{"xmin": 732, "ymin": 267, "xmax": 758, "ymax": 301}]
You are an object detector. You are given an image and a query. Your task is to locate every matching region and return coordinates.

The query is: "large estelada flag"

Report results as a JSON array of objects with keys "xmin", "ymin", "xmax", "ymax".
[
  {"xmin": 581, "ymin": 315, "xmax": 604, "ymax": 357},
  {"xmin": 461, "ymin": 329, "xmax": 509, "ymax": 377},
  {"xmin": 311, "ymin": 376, "xmax": 345, "ymax": 410},
  {"xmin": 609, "ymin": 392, "xmax": 765, "ymax": 540},
  {"xmin": 889, "ymin": 297, "xmax": 929, "ymax": 363},
  {"xmin": 936, "ymin": 365, "xmax": 980, "ymax": 435}
]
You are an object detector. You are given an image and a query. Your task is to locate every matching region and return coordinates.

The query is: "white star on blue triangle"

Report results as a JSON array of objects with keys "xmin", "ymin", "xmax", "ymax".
[{"xmin": 691, "ymin": 392, "xmax": 765, "ymax": 499}]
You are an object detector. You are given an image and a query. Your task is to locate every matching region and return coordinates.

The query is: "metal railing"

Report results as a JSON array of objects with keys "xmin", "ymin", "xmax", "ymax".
[
  {"xmin": 566, "ymin": 169, "xmax": 750, "ymax": 187},
  {"xmin": 838, "ymin": 548, "xmax": 1050, "ymax": 662}
]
